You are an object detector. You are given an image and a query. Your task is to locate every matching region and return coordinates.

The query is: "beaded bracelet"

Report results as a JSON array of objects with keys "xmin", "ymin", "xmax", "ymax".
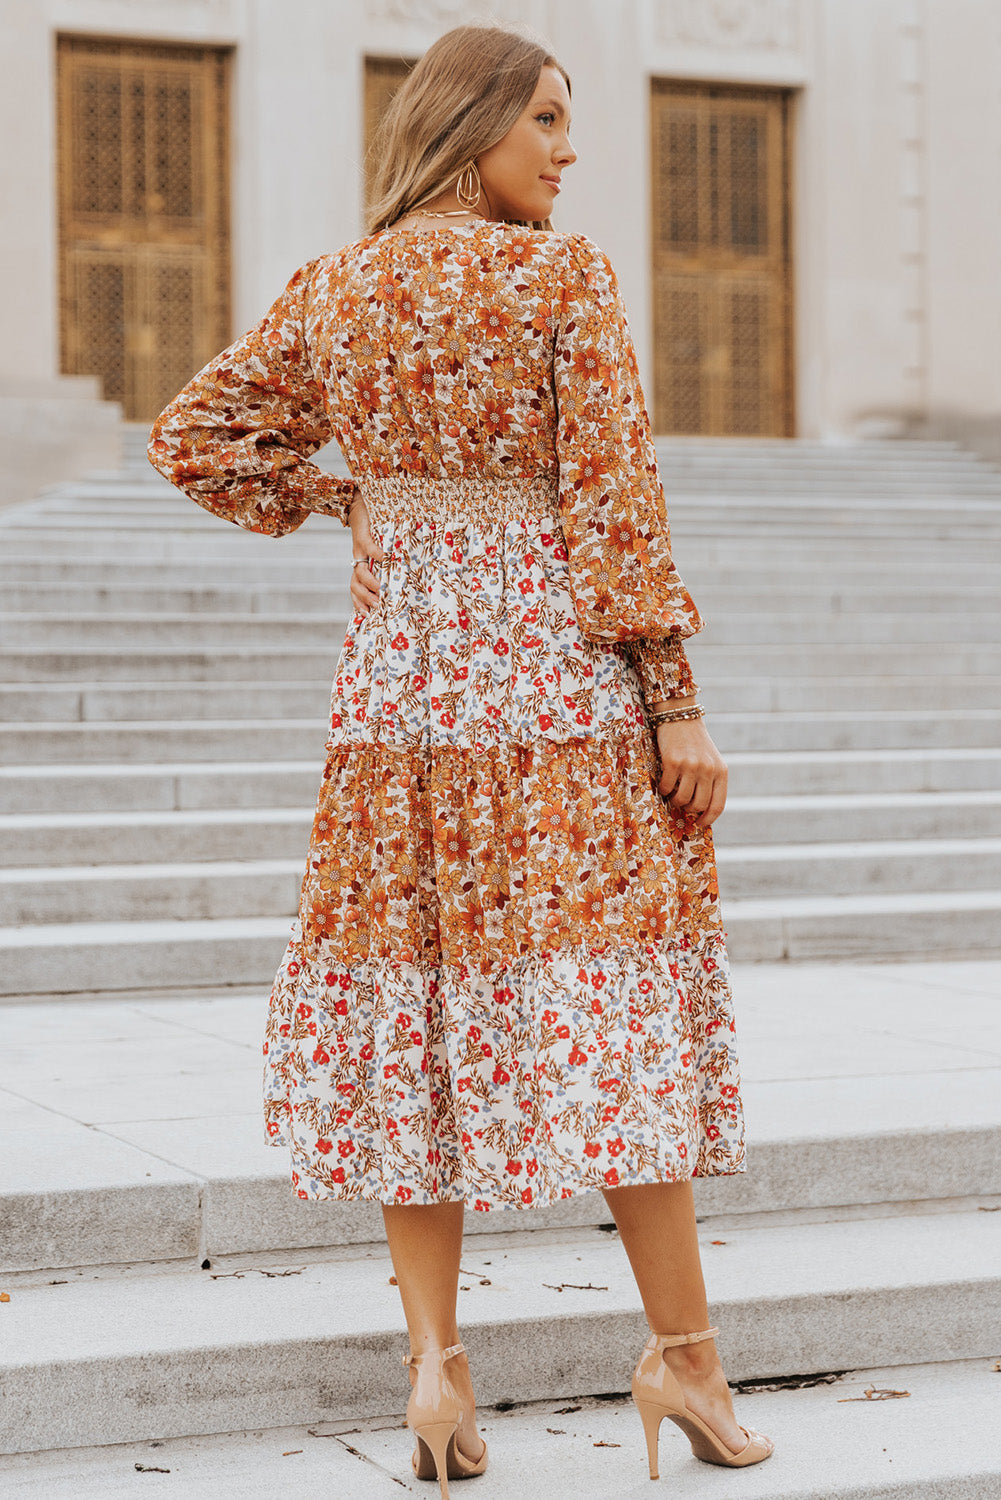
[{"xmin": 647, "ymin": 703, "xmax": 705, "ymax": 727}]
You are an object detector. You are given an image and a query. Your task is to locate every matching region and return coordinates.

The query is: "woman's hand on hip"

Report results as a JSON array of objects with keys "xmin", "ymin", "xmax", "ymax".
[
  {"xmin": 348, "ymin": 491, "xmax": 388, "ymax": 616},
  {"xmin": 655, "ymin": 718, "xmax": 728, "ymax": 828}
]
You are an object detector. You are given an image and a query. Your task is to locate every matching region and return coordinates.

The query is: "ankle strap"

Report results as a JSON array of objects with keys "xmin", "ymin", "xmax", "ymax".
[
  {"xmin": 402, "ymin": 1340, "xmax": 466, "ymax": 1367},
  {"xmin": 648, "ymin": 1326, "xmax": 719, "ymax": 1348}
]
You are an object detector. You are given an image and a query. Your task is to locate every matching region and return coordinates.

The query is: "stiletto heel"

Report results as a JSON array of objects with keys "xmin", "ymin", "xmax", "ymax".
[
  {"xmin": 413, "ymin": 1420, "xmax": 462, "ymax": 1500},
  {"xmin": 634, "ymin": 1394, "xmax": 668, "ymax": 1480},
  {"xmin": 631, "ymin": 1326, "xmax": 773, "ymax": 1474},
  {"xmin": 403, "ymin": 1340, "xmax": 488, "ymax": 1495}
]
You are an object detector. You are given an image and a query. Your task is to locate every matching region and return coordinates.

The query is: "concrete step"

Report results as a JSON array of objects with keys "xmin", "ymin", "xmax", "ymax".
[
  {"xmin": 4, "ymin": 886, "xmax": 1001, "ymax": 995},
  {"xmin": 1, "ymin": 1358, "xmax": 997, "ymax": 1500},
  {"xmin": 3, "ymin": 710, "xmax": 1000, "ymax": 766},
  {"xmin": 0, "ymin": 860, "xmax": 301, "ymax": 925},
  {"xmin": 1, "ymin": 1208, "xmax": 997, "ymax": 1453},
  {"xmin": 0, "ymin": 914, "xmax": 292, "ymax": 995},
  {"xmin": 4, "ymin": 642, "xmax": 1001, "ymax": 683},
  {"xmin": 5, "ymin": 609, "xmax": 1001, "ymax": 647},
  {"xmin": 717, "ymin": 836, "xmax": 1001, "ymax": 899},
  {"xmin": 0, "ymin": 680, "xmax": 332, "ymax": 722},
  {"xmin": 4, "ymin": 962, "xmax": 997, "ymax": 1261},
  {"xmin": 2, "ymin": 748, "xmax": 1000, "ymax": 817},
  {"xmin": 0, "ymin": 807, "xmax": 314, "ymax": 865},
  {"xmin": 2, "ymin": 975, "xmax": 998, "ymax": 1268},
  {"xmin": 725, "ymin": 888, "xmax": 1001, "ymax": 961},
  {"xmin": 0, "ymin": 612, "xmax": 352, "ymax": 648},
  {"xmin": 0, "ymin": 718, "xmax": 330, "ymax": 763},
  {"xmin": 3, "ymin": 580, "xmax": 1000, "ymax": 617},
  {"xmin": 3, "ymin": 791, "xmax": 999, "ymax": 867},
  {"xmin": 6, "ymin": 675, "xmax": 1001, "ymax": 719},
  {"xmin": 10, "ymin": 836, "xmax": 999, "ymax": 925}
]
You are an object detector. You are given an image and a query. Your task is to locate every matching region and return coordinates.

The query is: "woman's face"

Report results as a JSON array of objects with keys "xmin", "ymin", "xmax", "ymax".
[{"xmin": 477, "ymin": 64, "xmax": 576, "ymax": 222}]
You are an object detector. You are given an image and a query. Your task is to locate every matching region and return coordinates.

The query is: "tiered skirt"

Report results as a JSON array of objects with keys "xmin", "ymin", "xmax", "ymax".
[{"xmin": 263, "ymin": 474, "xmax": 745, "ymax": 1208}]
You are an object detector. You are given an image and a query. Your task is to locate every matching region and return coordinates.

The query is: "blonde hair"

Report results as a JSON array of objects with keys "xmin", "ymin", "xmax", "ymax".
[{"xmin": 366, "ymin": 24, "xmax": 570, "ymax": 234}]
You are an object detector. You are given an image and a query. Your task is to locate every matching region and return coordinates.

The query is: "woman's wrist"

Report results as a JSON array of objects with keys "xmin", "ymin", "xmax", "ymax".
[{"xmin": 647, "ymin": 693, "xmax": 698, "ymax": 714}]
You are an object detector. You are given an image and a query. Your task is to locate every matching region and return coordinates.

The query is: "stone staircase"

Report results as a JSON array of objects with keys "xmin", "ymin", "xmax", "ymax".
[
  {"xmin": 2, "ymin": 434, "xmax": 1001, "ymax": 996},
  {"xmin": 1, "ymin": 434, "xmax": 1000, "ymax": 1496}
]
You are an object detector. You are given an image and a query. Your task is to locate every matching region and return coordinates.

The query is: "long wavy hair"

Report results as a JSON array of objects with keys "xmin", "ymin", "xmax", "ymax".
[{"xmin": 366, "ymin": 24, "xmax": 570, "ymax": 234}]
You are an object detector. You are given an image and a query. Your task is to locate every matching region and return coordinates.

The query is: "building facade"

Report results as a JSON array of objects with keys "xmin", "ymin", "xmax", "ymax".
[{"xmin": 3, "ymin": 0, "xmax": 1001, "ymax": 500}]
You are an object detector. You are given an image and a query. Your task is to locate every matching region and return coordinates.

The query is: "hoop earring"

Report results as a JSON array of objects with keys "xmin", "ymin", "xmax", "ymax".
[{"xmin": 456, "ymin": 160, "xmax": 482, "ymax": 210}]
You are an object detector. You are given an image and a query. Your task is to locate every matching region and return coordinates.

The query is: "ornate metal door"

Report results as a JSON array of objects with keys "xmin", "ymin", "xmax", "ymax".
[
  {"xmin": 364, "ymin": 56, "xmax": 416, "ymax": 212},
  {"xmin": 57, "ymin": 35, "xmax": 231, "ymax": 422},
  {"xmin": 650, "ymin": 80, "xmax": 794, "ymax": 436}
]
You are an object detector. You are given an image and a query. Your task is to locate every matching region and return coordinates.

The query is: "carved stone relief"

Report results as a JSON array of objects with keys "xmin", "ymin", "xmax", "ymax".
[
  {"xmin": 655, "ymin": 0, "xmax": 801, "ymax": 51},
  {"xmin": 368, "ymin": 0, "xmax": 531, "ymax": 24}
]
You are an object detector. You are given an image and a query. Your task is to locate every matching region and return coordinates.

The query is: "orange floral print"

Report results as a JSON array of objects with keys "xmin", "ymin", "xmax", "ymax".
[{"xmin": 148, "ymin": 220, "xmax": 741, "ymax": 1210}]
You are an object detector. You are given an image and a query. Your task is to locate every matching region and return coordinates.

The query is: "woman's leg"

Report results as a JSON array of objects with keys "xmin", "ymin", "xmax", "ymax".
[
  {"xmin": 601, "ymin": 1179, "xmax": 755, "ymax": 1453},
  {"xmin": 382, "ymin": 1201, "xmax": 485, "ymax": 1458}
]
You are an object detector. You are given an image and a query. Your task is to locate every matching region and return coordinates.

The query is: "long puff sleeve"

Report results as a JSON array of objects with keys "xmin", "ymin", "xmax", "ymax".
[
  {"xmin": 147, "ymin": 259, "xmax": 356, "ymax": 536},
  {"xmin": 553, "ymin": 234, "xmax": 703, "ymax": 701}
]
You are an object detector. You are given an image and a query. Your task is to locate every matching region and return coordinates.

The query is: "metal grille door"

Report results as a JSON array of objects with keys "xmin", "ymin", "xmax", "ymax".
[
  {"xmin": 364, "ymin": 56, "xmax": 416, "ymax": 213},
  {"xmin": 650, "ymin": 81, "xmax": 794, "ymax": 436},
  {"xmin": 57, "ymin": 35, "xmax": 231, "ymax": 421}
]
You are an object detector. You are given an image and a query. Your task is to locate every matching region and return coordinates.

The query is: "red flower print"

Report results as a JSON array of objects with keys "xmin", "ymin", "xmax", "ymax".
[
  {"xmin": 555, "ymin": 1024, "xmax": 570, "ymax": 1040},
  {"xmin": 493, "ymin": 640, "xmax": 509, "ymax": 655},
  {"xmin": 332, "ymin": 1167, "xmax": 346, "ymax": 1184},
  {"xmin": 395, "ymin": 1186, "xmax": 413, "ymax": 1202},
  {"xmin": 505, "ymin": 1158, "xmax": 522, "ymax": 1175},
  {"xmin": 521, "ymin": 1187, "xmax": 533, "ymax": 1204},
  {"xmin": 584, "ymin": 1141, "xmax": 601, "ymax": 1159},
  {"xmin": 568, "ymin": 1045, "xmax": 587, "ymax": 1067},
  {"xmin": 539, "ymin": 713, "xmax": 553, "ymax": 730},
  {"xmin": 608, "ymin": 1137, "xmax": 626, "ymax": 1157},
  {"xmin": 338, "ymin": 1140, "xmax": 355, "ymax": 1157},
  {"xmin": 391, "ymin": 632, "xmax": 409, "ymax": 650},
  {"xmin": 316, "ymin": 1138, "xmax": 333, "ymax": 1154},
  {"xmin": 312, "ymin": 1046, "xmax": 330, "ymax": 1065},
  {"xmin": 493, "ymin": 1065, "xmax": 510, "ymax": 1085},
  {"xmin": 604, "ymin": 1168, "xmax": 620, "ymax": 1185}
]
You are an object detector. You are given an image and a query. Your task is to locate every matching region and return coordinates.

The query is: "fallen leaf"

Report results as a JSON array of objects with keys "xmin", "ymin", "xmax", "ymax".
[
  {"xmin": 554, "ymin": 1405, "xmax": 582, "ymax": 1415},
  {"xmin": 710, "ymin": 1240, "xmax": 727, "ymax": 1246},
  {"xmin": 0, "ymin": 1292, "xmax": 9, "ymax": 1303},
  {"xmin": 389, "ymin": 1275, "xmax": 398, "ymax": 1285},
  {"xmin": 282, "ymin": 1449, "xmax": 303, "ymax": 1456},
  {"xmin": 838, "ymin": 1385, "xmax": 910, "ymax": 1402},
  {"xmin": 992, "ymin": 1360, "xmax": 1000, "ymax": 1373},
  {"xmin": 593, "ymin": 1440, "xmax": 621, "ymax": 1448},
  {"xmin": 546, "ymin": 1427, "xmax": 566, "ymax": 1435},
  {"xmin": 134, "ymin": 1464, "xmax": 171, "ymax": 1473},
  {"xmin": 977, "ymin": 1205, "xmax": 1000, "ymax": 1213}
]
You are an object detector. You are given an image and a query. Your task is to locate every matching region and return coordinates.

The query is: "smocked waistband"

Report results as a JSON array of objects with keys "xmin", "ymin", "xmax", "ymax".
[{"xmin": 357, "ymin": 472, "xmax": 560, "ymax": 530}]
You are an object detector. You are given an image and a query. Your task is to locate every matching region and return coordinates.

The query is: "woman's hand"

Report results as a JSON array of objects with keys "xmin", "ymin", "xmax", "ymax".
[
  {"xmin": 655, "ymin": 717, "xmax": 728, "ymax": 828},
  {"xmin": 348, "ymin": 491, "xmax": 388, "ymax": 617}
]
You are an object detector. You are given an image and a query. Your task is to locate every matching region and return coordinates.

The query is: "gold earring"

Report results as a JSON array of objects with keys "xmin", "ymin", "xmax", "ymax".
[{"xmin": 456, "ymin": 160, "xmax": 481, "ymax": 210}]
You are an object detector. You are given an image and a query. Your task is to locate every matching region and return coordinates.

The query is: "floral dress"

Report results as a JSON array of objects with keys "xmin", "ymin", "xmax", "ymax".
[{"xmin": 149, "ymin": 219, "xmax": 745, "ymax": 1210}]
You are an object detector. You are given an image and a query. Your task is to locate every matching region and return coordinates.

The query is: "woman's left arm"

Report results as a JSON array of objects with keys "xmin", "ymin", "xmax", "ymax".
[{"xmin": 147, "ymin": 258, "xmax": 356, "ymax": 537}]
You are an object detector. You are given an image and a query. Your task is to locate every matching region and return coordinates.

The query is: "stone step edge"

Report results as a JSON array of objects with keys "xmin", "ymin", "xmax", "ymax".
[
  {"xmin": 4, "ymin": 1124, "xmax": 1000, "ymax": 1283},
  {"xmin": 0, "ymin": 1209, "xmax": 997, "ymax": 1454},
  {"xmin": 6, "ymin": 836, "xmax": 1001, "ymax": 888},
  {"xmin": 1, "ymin": 788, "xmax": 998, "ymax": 834},
  {"xmin": 1, "ymin": 1358, "xmax": 995, "ymax": 1500}
]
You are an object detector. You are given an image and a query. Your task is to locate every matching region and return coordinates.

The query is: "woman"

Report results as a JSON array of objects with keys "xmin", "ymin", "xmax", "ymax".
[{"xmin": 149, "ymin": 22, "xmax": 773, "ymax": 1494}]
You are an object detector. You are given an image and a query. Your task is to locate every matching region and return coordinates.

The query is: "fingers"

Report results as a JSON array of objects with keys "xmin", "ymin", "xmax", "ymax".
[
  {"xmin": 656, "ymin": 726, "xmax": 728, "ymax": 827},
  {"xmin": 350, "ymin": 558, "xmax": 381, "ymax": 616}
]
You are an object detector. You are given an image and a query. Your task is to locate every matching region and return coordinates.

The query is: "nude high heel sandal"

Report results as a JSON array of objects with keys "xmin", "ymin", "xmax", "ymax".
[
  {"xmin": 631, "ymin": 1326, "xmax": 773, "ymax": 1477},
  {"xmin": 402, "ymin": 1340, "xmax": 488, "ymax": 1498}
]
